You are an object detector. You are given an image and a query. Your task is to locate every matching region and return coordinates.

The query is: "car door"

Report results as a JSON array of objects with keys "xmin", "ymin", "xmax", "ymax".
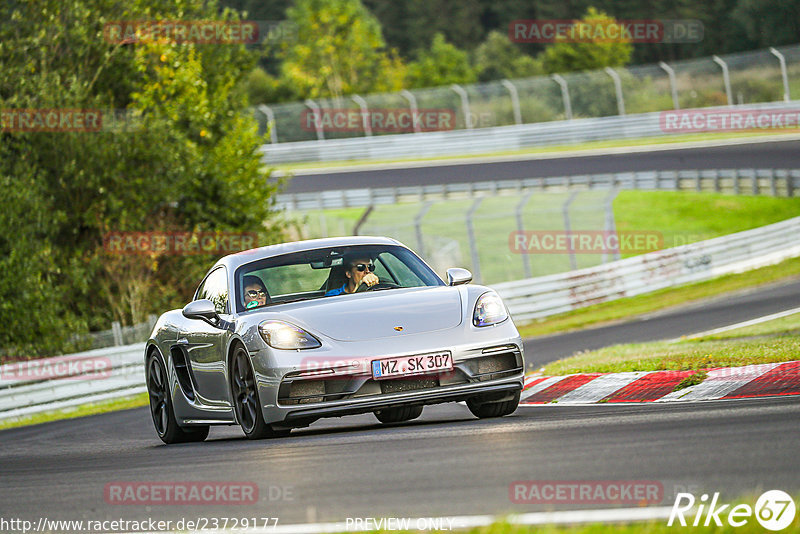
[{"xmin": 179, "ymin": 266, "xmax": 234, "ymax": 408}]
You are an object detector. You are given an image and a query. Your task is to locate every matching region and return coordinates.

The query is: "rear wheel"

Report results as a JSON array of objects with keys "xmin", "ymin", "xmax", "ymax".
[
  {"xmin": 374, "ymin": 405, "xmax": 423, "ymax": 424},
  {"xmin": 146, "ymin": 353, "xmax": 209, "ymax": 444},
  {"xmin": 467, "ymin": 390, "xmax": 520, "ymax": 419},
  {"xmin": 230, "ymin": 345, "xmax": 290, "ymax": 439}
]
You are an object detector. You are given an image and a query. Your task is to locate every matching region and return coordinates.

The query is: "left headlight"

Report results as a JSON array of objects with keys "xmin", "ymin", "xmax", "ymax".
[
  {"xmin": 473, "ymin": 291, "xmax": 509, "ymax": 327},
  {"xmin": 258, "ymin": 320, "xmax": 322, "ymax": 350}
]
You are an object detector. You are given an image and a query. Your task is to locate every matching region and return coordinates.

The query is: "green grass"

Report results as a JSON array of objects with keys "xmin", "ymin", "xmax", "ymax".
[
  {"xmin": 693, "ymin": 311, "xmax": 800, "ymax": 341},
  {"xmin": 542, "ymin": 312, "xmax": 800, "ymax": 376},
  {"xmin": 516, "ymin": 255, "xmax": 800, "ymax": 339},
  {"xmin": 271, "ymin": 130, "xmax": 800, "ymax": 172},
  {"xmin": 614, "ymin": 191, "xmax": 800, "ymax": 256},
  {"xmin": 0, "ymin": 392, "xmax": 148, "ymax": 431}
]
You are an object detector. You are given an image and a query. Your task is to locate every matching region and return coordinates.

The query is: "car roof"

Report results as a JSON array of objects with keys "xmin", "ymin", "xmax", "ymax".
[{"xmin": 214, "ymin": 235, "xmax": 405, "ymax": 273}]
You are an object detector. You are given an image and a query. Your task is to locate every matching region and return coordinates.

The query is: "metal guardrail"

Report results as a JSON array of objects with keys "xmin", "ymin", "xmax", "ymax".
[
  {"xmin": 2, "ymin": 216, "xmax": 800, "ymax": 421},
  {"xmin": 493, "ymin": 216, "xmax": 800, "ymax": 321},
  {"xmin": 275, "ymin": 168, "xmax": 800, "ymax": 211},
  {"xmin": 0, "ymin": 344, "xmax": 146, "ymax": 421},
  {"xmin": 261, "ymin": 101, "xmax": 800, "ymax": 165}
]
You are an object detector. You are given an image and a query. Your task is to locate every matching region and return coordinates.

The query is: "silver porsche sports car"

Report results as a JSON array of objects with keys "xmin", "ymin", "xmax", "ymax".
[{"xmin": 145, "ymin": 236, "xmax": 524, "ymax": 443}]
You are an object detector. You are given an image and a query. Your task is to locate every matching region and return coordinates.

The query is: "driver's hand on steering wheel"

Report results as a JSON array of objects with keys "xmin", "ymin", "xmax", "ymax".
[{"xmin": 362, "ymin": 272, "xmax": 380, "ymax": 287}]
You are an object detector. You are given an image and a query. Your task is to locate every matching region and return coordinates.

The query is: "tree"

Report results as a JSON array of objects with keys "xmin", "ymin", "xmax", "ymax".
[
  {"xmin": 0, "ymin": 0, "xmax": 282, "ymax": 357},
  {"xmin": 541, "ymin": 7, "xmax": 634, "ymax": 74},
  {"xmin": 277, "ymin": 0, "xmax": 405, "ymax": 100},
  {"xmin": 473, "ymin": 31, "xmax": 544, "ymax": 82},
  {"xmin": 406, "ymin": 33, "xmax": 477, "ymax": 88}
]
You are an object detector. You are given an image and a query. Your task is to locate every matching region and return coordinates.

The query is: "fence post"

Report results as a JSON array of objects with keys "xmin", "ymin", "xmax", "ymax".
[
  {"xmin": 712, "ymin": 56, "xmax": 733, "ymax": 106},
  {"xmin": 351, "ymin": 94, "xmax": 372, "ymax": 136},
  {"xmin": 770, "ymin": 47, "xmax": 791, "ymax": 102},
  {"xmin": 515, "ymin": 191, "xmax": 534, "ymax": 278},
  {"xmin": 562, "ymin": 191, "xmax": 578, "ymax": 271},
  {"xmin": 257, "ymin": 105, "xmax": 278, "ymax": 144},
  {"xmin": 659, "ymin": 62, "xmax": 680, "ymax": 110},
  {"xmin": 111, "ymin": 321, "xmax": 123, "ymax": 347},
  {"xmin": 353, "ymin": 205, "xmax": 373, "ymax": 235},
  {"xmin": 414, "ymin": 201, "xmax": 434, "ymax": 257},
  {"xmin": 551, "ymin": 74, "xmax": 573, "ymax": 120},
  {"xmin": 450, "ymin": 84, "xmax": 473, "ymax": 129},
  {"xmin": 603, "ymin": 188, "xmax": 621, "ymax": 262},
  {"xmin": 501, "ymin": 79, "xmax": 523, "ymax": 125},
  {"xmin": 399, "ymin": 90, "xmax": 421, "ymax": 133},
  {"xmin": 604, "ymin": 67, "xmax": 626, "ymax": 116},
  {"xmin": 304, "ymin": 99, "xmax": 325, "ymax": 140},
  {"xmin": 466, "ymin": 198, "xmax": 484, "ymax": 283}
]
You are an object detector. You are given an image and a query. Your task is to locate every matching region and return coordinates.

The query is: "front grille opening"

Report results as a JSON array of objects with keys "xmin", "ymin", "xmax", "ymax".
[
  {"xmin": 278, "ymin": 377, "xmax": 360, "ymax": 405},
  {"xmin": 467, "ymin": 352, "xmax": 521, "ymax": 381}
]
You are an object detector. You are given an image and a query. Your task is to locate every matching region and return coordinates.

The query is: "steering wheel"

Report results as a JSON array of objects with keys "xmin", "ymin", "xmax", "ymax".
[{"xmin": 356, "ymin": 279, "xmax": 401, "ymax": 292}]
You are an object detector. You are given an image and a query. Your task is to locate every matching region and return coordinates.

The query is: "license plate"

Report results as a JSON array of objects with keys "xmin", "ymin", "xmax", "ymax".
[{"xmin": 371, "ymin": 352, "xmax": 452, "ymax": 380}]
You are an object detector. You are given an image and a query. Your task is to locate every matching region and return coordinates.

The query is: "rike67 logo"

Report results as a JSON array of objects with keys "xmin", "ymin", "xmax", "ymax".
[{"xmin": 669, "ymin": 490, "xmax": 796, "ymax": 531}]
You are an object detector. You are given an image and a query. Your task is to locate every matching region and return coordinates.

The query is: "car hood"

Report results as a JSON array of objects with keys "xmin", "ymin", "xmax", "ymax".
[{"xmin": 272, "ymin": 286, "xmax": 463, "ymax": 341}]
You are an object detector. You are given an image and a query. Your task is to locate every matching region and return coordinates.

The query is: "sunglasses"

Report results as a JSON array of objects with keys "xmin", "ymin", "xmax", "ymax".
[
  {"xmin": 246, "ymin": 289, "xmax": 267, "ymax": 298},
  {"xmin": 352, "ymin": 263, "xmax": 375, "ymax": 272}
]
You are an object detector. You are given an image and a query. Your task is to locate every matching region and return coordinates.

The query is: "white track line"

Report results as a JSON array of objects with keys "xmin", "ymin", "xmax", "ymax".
[
  {"xmin": 678, "ymin": 306, "xmax": 800, "ymax": 341},
  {"xmin": 187, "ymin": 506, "xmax": 678, "ymax": 533}
]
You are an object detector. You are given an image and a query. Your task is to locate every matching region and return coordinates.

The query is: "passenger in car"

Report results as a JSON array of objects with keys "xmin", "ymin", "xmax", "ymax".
[
  {"xmin": 243, "ymin": 275, "xmax": 270, "ymax": 308},
  {"xmin": 325, "ymin": 255, "xmax": 379, "ymax": 296}
]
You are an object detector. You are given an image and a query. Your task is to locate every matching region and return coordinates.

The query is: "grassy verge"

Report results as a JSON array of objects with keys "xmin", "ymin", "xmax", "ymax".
[
  {"xmin": 271, "ymin": 130, "xmax": 799, "ymax": 173},
  {"xmin": 516, "ymin": 255, "xmax": 800, "ymax": 339},
  {"xmin": 542, "ymin": 312, "xmax": 800, "ymax": 376},
  {"xmin": 0, "ymin": 392, "xmax": 148, "ymax": 431}
]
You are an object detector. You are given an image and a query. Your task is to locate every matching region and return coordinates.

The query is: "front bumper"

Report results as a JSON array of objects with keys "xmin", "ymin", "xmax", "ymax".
[{"xmin": 252, "ymin": 331, "xmax": 524, "ymax": 426}]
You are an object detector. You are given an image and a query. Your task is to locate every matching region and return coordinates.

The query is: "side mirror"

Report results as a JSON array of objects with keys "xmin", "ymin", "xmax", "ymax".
[
  {"xmin": 446, "ymin": 268, "xmax": 472, "ymax": 286},
  {"xmin": 182, "ymin": 299, "xmax": 219, "ymax": 323}
]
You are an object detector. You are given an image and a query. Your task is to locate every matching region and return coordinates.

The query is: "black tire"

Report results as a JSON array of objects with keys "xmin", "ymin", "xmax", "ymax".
[
  {"xmin": 146, "ymin": 353, "xmax": 209, "ymax": 444},
  {"xmin": 230, "ymin": 345, "xmax": 290, "ymax": 440},
  {"xmin": 467, "ymin": 390, "xmax": 521, "ymax": 419},
  {"xmin": 374, "ymin": 405, "xmax": 423, "ymax": 424}
]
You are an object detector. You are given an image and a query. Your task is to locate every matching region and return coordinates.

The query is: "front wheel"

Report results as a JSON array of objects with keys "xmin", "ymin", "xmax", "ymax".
[
  {"xmin": 374, "ymin": 405, "xmax": 423, "ymax": 423},
  {"xmin": 146, "ymin": 353, "xmax": 209, "ymax": 444},
  {"xmin": 467, "ymin": 390, "xmax": 520, "ymax": 419},
  {"xmin": 230, "ymin": 345, "xmax": 290, "ymax": 439}
]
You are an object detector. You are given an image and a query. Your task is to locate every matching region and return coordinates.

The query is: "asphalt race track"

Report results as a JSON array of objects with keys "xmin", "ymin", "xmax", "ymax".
[
  {"xmin": 2, "ymin": 139, "xmax": 799, "ymax": 530},
  {"xmin": 1, "ymin": 281, "xmax": 799, "ymax": 529},
  {"xmin": 1, "ymin": 398, "xmax": 798, "ymax": 527},
  {"xmin": 284, "ymin": 138, "xmax": 800, "ymax": 193}
]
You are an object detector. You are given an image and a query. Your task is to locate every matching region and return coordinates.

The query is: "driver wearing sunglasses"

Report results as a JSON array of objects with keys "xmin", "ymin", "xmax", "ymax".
[
  {"xmin": 243, "ymin": 275, "xmax": 270, "ymax": 308},
  {"xmin": 325, "ymin": 256, "xmax": 380, "ymax": 296}
]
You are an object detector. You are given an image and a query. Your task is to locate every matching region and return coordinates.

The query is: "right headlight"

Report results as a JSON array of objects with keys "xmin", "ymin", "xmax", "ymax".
[
  {"xmin": 258, "ymin": 320, "xmax": 321, "ymax": 350},
  {"xmin": 472, "ymin": 291, "xmax": 509, "ymax": 327}
]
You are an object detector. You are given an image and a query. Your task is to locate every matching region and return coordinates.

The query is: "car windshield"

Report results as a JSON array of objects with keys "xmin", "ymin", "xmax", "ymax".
[{"xmin": 234, "ymin": 244, "xmax": 444, "ymax": 312}]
